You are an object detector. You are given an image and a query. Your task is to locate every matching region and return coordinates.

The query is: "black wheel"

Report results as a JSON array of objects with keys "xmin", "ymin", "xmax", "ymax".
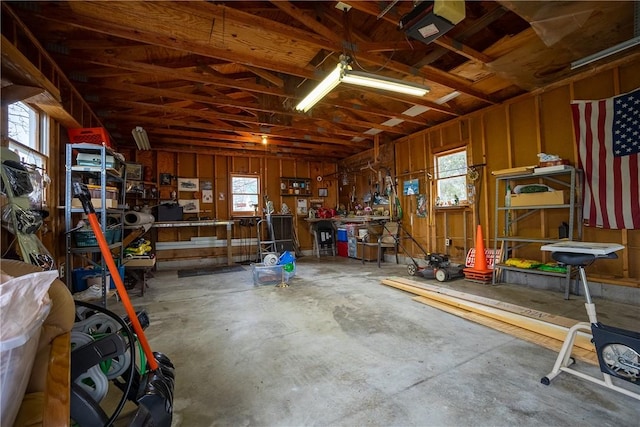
[
  {"xmin": 435, "ymin": 268, "xmax": 449, "ymax": 282},
  {"xmin": 597, "ymin": 343, "xmax": 640, "ymax": 381},
  {"xmin": 407, "ymin": 264, "xmax": 417, "ymax": 276},
  {"xmin": 540, "ymin": 377, "xmax": 550, "ymax": 385}
]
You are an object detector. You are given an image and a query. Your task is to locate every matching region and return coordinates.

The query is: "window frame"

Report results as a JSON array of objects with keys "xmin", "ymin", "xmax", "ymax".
[
  {"xmin": 433, "ymin": 147, "xmax": 468, "ymax": 206},
  {"xmin": 230, "ymin": 174, "xmax": 261, "ymax": 216},
  {"xmin": 5, "ymin": 101, "xmax": 50, "ymax": 206}
]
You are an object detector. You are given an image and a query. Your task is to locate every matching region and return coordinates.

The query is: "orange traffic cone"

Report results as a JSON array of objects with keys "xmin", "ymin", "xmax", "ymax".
[{"xmin": 464, "ymin": 224, "xmax": 493, "ymax": 283}]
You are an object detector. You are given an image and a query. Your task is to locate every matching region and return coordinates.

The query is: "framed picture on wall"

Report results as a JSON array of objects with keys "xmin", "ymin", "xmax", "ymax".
[
  {"xmin": 126, "ymin": 163, "xmax": 143, "ymax": 181},
  {"xmin": 177, "ymin": 178, "xmax": 199, "ymax": 192},
  {"xmin": 159, "ymin": 173, "xmax": 172, "ymax": 185},
  {"xmin": 318, "ymin": 188, "xmax": 328, "ymax": 197},
  {"xmin": 179, "ymin": 199, "xmax": 200, "ymax": 213}
]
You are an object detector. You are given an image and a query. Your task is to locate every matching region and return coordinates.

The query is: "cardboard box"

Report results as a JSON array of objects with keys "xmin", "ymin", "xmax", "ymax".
[
  {"xmin": 357, "ymin": 242, "xmax": 378, "ymax": 261},
  {"xmin": 511, "ymin": 191, "xmax": 566, "ymax": 207},
  {"xmin": 124, "ymin": 257, "xmax": 156, "ymax": 268}
]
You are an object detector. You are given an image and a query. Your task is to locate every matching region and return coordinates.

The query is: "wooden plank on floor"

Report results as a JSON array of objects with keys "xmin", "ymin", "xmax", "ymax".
[
  {"xmin": 381, "ymin": 278, "xmax": 594, "ymax": 352},
  {"xmin": 384, "ymin": 276, "xmax": 579, "ymax": 328},
  {"xmin": 412, "ymin": 296, "xmax": 597, "ymax": 365}
]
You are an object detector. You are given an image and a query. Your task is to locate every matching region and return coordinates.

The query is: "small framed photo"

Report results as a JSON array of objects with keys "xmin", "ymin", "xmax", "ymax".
[
  {"xmin": 178, "ymin": 178, "xmax": 199, "ymax": 192},
  {"xmin": 318, "ymin": 188, "xmax": 328, "ymax": 197},
  {"xmin": 159, "ymin": 173, "xmax": 172, "ymax": 185},
  {"xmin": 179, "ymin": 199, "xmax": 200, "ymax": 213},
  {"xmin": 126, "ymin": 163, "xmax": 143, "ymax": 181}
]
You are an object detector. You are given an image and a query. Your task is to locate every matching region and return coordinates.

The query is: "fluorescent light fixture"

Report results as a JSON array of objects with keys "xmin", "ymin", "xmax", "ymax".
[
  {"xmin": 571, "ymin": 36, "xmax": 640, "ymax": 70},
  {"xmin": 131, "ymin": 126, "xmax": 151, "ymax": 150},
  {"xmin": 342, "ymin": 71, "xmax": 429, "ymax": 96},
  {"xmin": 295, "ymin": 64, "xmax": 342, "ymax": 112},
  {"xmin": 295, "ymin": 58, "xmax": 429, "ymax": 112}
]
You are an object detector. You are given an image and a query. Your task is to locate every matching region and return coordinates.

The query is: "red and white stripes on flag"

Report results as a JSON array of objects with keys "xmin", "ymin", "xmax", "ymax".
[{"xmin": 570, "ymin": 88, "xmax": 640, "ymax": 229}]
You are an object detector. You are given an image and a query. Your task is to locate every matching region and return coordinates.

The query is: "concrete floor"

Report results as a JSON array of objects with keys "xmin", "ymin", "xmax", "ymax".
[{"xmin": 121, "ymin": 257, "xmax": 639, "ymax": 426}]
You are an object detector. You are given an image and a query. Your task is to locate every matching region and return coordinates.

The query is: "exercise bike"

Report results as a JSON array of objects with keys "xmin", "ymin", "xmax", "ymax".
[{"xmin": 540, "ymin": 241, "xmax": 639, "ymax": 401}]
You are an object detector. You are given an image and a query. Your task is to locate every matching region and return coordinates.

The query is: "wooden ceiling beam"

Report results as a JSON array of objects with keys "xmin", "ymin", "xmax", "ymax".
[
  {"xmin": 345, "ymin": 0, "xmax": 492, "ymax": 66},
  {"xmin": 104, "ymin": 113, "xmax": 371, "ymax": 148},
  {"xmin": 154, "ymin": 136, "xmax": 357, "ymax": 158},
  {"xmin": 87, "ymin": 80, "xmax": 432, "ymax": 128},
  {"xmin": 23, "ymin": 2, "xmax": 319, "ymax": 79},
  {"xmin": 270, "ymin": 1, "xmax": 342, "ymax": 45},
  {"xmin": 253, "ymin": 2, "xmax": 495, "ymax": 103},
  {"xmin": 74, "ymin": 54, "xmax": 287, "ymax": 97},
  {"xmin": 154, "ymin": 128, "xmax": 362, "ymax": 153}
]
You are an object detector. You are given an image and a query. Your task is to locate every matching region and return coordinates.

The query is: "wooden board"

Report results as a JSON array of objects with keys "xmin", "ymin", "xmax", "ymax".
[
  {"xmin": 412, "ymin": 296, "xmax": 597, "ymax": 365},
  {"xmin": 385, "ymin": 277, "xmax": 580, "ymax": 328},
  {"xmin": 381, "ymin": 278, "xmax": 594, "ymax": 352}
]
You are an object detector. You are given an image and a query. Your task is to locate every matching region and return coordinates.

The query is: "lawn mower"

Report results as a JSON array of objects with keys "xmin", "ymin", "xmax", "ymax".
[
  {"xmin": 392, "ymin": 222, "xmax": 464, "ymax": 282},
  {"xmin": 407, "ymin": 252, "xmax": 465, "ymax": 282}
]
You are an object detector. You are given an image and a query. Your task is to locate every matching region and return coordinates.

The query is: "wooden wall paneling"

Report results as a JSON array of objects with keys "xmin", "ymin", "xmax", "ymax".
[
  {"xmin": 264, "ymin": 157, "xmax": 280, "ymax": 212},
  {"xmin": 509, "ymin": 97, "xmax": 538, "ymax": 166},
  {"xmin": 467, "ymin": 116, "xmax": 483, "ymax": 229},
  {"xmin": 156, "ymin": 151, "xmax": 175, "ymax": 199},
  {"xmin": 177, "ymin": 152, "xmax": 197, "ymax": 243},
  {"xmin": 406, "ymin": 134, "xmax": 428, "ymax": 256},
  {"xmin": 232, "ymin": 155, "xmax": 250, "ymax": 174},
  {"xmin": 155, "ymin": 151, "xmax": 177, "ymax": 244},
  {"xmin": 539, "ymin": 86, "xmax": 575, "ymax": 161},
  {"xmin": 482, "ymin": 107, "xmax": 509, "ymax": 252},
  {"xmin": 619, "ymin": 61, "xmax": 640, "ymax": 92},
  {"xmin": 197, "ymin": 154, "xmax": 214, "ymax": 226},
  {"xmin": 215, "ymin": 155, "xmax": 228, "ymax": 218},
  {"xmin": 572, "ymin": 68, "xmax": 616, "ymax": 101}
]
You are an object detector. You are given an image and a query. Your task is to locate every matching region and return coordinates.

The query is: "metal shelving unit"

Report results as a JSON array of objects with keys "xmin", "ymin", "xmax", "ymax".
[
  {"xmin": 64, "ymin": 143, "xmax": 126, "ymax": 306},
  {"xmin": 492, "ymin": 166, "xmax": 583, "ymax": 298}
]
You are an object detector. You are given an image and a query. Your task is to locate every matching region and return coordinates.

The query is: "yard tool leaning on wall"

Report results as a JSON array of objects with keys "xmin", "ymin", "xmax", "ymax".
[{"xmin": 72, "ymin": 181, "xmax": 175, "ymax": 427}]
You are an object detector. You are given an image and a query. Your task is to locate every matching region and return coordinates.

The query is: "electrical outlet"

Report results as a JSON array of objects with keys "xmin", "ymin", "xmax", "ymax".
[
  {"xmin": 445, "ymin": 238, "xmax": 451, "ymax": 246},
  {"xmin": 59, "ymin": 263, "xmax": 65, "ymax": 279}
]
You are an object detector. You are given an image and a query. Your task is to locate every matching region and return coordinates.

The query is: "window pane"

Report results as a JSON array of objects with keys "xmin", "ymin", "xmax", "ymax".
[
  {"xmin": 8, "ymin": 102, "xmax": 37, "ymax": 149},
  {"xmin": 437, "ymin": 176, "xmax": 467, "ymax": 203},
  {"xmin": 232, "ymin": 194, "xmax": 259, "ymax": 212},
  {"xmin": 435, "ymin": 149, "xmax": 468, "ymax": 204},
  {"xmin": 232, "ymin": 177, "xmax": 258, "ymax": 194},
  {"xmin": 437, "ymin": 151, "xmax": 467, "ymax": 178}
]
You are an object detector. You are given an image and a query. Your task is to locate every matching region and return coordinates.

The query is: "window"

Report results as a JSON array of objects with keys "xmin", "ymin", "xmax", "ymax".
[
  {"xmin": 434, "ymin": 148, "xmax": 467, "ymax": 205},
  {"xmin": 7, "ymin": 102, "xmax": 48, "ymax": 167},
  {"xmin": 231, "ymin": 174, "xmax": 260, "ymax": 215},
  {"xmin": 6, "ymin": 101, "xmax": 49, "ymax": 205}
]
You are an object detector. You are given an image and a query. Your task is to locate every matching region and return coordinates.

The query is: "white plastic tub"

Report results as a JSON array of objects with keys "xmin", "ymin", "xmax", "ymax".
[{"xmin": 0, "ymin": 310, "xmax": 48, "ymax": 427}]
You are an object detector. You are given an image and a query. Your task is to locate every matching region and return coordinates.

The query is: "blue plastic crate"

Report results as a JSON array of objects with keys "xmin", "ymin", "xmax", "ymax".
[
  {"xmin": 72, "ymin": 266, "xmax": 124, "ymax": 292},
  {"xmin": 337, "ymin": 228, "xmax": 347, "ymax": 242}
]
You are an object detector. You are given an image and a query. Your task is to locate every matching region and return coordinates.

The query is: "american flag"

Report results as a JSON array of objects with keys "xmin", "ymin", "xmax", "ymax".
[{"xmin": 570, "ymin": 88, "xmax": 640, "ymax": 229}]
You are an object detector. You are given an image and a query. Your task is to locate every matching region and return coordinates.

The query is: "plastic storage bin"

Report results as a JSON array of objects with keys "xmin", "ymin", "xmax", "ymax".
[
  {"xmin": 0, "ymin": 309, "xmax": 49, "ymax": 427},
  {"xmin": 252, "ymin": 263, "xmax": 295, "ymax": 286},
  {"xmin": 72, "ymin": 265, "xmax": 125, "ymax": 291},
  {"xmin": 74, "ymin": 228, "xmax": 117, "ymax": 246},
  {"xmin": 337, "ymin": 241, "xmax": 348, "ymax": 257}
]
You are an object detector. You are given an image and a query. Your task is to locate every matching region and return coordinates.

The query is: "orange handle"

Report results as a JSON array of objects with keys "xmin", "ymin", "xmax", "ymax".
[{"xmin": 86, "ymin": 213, "xmax": 159, "ymax": 371}]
